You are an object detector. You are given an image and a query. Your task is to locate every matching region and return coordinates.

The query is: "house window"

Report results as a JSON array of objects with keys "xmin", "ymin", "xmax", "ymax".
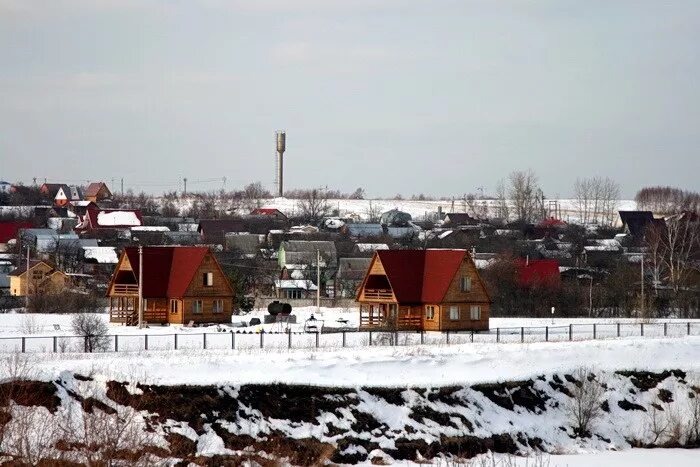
[
  {"xmin": 213, "ymin": 299, "xmax": 223, "ymax": 313},
  {"xmin": 389, "ymin": 303, "xmax": 398, "ymax": 318},
  {"xmin": 170, "ymin": 300, "xmax": 178, "ymax": 314},
  {"xmin": 285, "ymin": 289, "xmax": 302, "ymax": 299},
  {"xmin": 425, "ymin": 305, "xmax": 435, "ymax": 320},
  {"xmin": 450, "ymin": 305, "xmax": 460, "ymax": 320},
  {"xmin": 192, "ymin": 300, "xmax": 203, "ymax": 314},
  {"xmin": 32, "ymin": 271, "xmax": 43, "ymax": 280},
  {"xmin": 470, "ymin": 305, "xmax": 481, "ymax": 320},
  {"xmin": 203, "ymin": 272, "xmax": 214, "ymax": 287},
  {"xmin": 460, "ymin": 276, "xmax": 472, "ymax": 292}
]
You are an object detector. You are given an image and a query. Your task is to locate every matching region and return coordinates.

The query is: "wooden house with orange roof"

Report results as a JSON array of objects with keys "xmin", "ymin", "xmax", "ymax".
[
  {"xmin": 356, "ymin": 249, "xmax": 491, "ymax": 331},
  {"xmin": 107, "ymin": 246, "xmax": 234, "ymax": 325}
]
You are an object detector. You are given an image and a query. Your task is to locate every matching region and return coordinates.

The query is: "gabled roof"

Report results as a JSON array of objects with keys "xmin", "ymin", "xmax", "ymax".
[
  {"xmin": 250, "ymin": 208, "xmax": 286, "ymax": 217},
  {"xmin": 122, "ymin": 246, "xmax": 227, "ymax": 298},
  {"xmin": 0, "ymin": 221, "xmax": 33, "ymax": 243},
  {"xmin": 618, "ymin": 211, "xmax": 662, "ymax": 238},
  {"xmin": 84, "ymin": 182, "xmax": 111, "ymax": 198},
  {"xmin": 9, "ymin": 260, "xmax": 58, "ymax": 277},
  {"xmin": 375, "ymin": 249, "xmax": 467, "ymax": 303},
  {"xmin": 337, "ymin": 257, "xmax": 372, "ymax": 280},
  {"xmin": 197, "ymin": 219, "xmax": 246, "ymax": 235}
]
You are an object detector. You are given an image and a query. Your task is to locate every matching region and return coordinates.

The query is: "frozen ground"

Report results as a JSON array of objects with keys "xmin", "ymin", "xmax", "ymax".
[
  {"xmin": 397, "ymin": 449, "xmax": 699, "ymax": 466},
  {"xmin": 1, "ymin": 308, "xmax": 699, "ymax": 353},
  {"xmin": 14, "ymin": 336, "xmax": 700, "ymax": 386}
]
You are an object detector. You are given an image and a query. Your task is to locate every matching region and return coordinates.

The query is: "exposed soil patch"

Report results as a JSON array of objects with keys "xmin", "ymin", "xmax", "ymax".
[
  {"xmin": 615, "ymin": 370, "xmax": 686, "ymax": 392},
  {"xmin": 618, "ymin": 399, "xmax": 646, "ymax": 411},
  {"xmin": 0, "ymin": 380, "xmax": 61, "ymax": 413}
]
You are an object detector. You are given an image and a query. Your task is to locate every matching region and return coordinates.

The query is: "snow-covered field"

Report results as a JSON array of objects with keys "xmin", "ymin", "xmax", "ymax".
[
  {"xmin": 1, "ymin": 308, "xmax": 698, "ymax": 354},
  {"xmin": 15, "ymin": 336, "xmax": 700, "ymax": 387}
]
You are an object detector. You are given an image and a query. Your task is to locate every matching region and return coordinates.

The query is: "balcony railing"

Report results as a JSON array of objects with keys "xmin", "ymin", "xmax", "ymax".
[
  {"xmin": 363, "ymin": 289, "xmax": 393, "ymax": 300},
  {"xmin": 360, "ymin": 313, "xmax": 422, "ymax": 330},
  {"xmin": 113, "ymin": 284, "xmax": 138, "ymax": 294}
]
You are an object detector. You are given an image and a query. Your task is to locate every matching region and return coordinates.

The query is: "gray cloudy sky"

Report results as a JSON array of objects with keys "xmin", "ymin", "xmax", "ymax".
[{"xmin": 1, "ymin": 0, "xmax": 698, "ymax": 198}]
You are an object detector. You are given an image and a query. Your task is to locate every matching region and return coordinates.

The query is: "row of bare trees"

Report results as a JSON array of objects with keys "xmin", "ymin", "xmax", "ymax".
[
  {"xmin": 574, "ymin": 177, "xmax": 620, "ymax": 226},
  {"xmin": 636, "ymin": 186, "xmax": 700, "ymax": 214}
]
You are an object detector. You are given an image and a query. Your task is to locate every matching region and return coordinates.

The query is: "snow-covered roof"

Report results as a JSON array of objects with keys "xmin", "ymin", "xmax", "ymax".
[
  {"xmin": 97, "ymin": 211, "xmax": 141, "ymax": 226},
  {"xmin": 131, "ymin": 226, "xmax": 171, "ymax": 232},
  {"xmin": 82, "ymin": 246, "xmax": 118, "ymax": 264},
  {"xmin": 274, "ymin": 279, "xmax": 317, "ymax": 290},
  {"xmin": 355, "ymin": 243, "xmax": 389, "ymax": 252}
]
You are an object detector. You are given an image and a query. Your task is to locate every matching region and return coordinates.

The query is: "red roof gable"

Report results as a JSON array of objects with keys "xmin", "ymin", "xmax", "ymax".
[
  {"xmin": 123, "ymin": 246, "xmax": 211, "ymax": 298},
  {"xmin": 0, "ymin": 221, "xmax": 33, "ymax": 243},
  {"xmin": 376, "ymin": 249, "xmax": 467, "ymax": 303},
  {"xmin": 250, "ymin": 208, "xmax": 285, "ymax": 216},
  {"xmin": 516, "ymin": 259, "xmax": 561, "ymax": 288}
]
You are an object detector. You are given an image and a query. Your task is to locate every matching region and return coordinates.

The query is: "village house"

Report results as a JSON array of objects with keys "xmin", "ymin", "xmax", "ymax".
[
  {"xmin": 356, "ymin": 249, "xmax": 491, "ymax": 331},
  {"xmin": 250, "ymin": 208, "xmax": 288, "ymax": 221},
  {"xmin": 9, "ymin": 260, "xmax": 69, "ymax": 296},
  {"xmin": 335, "ymin": 257, "xmax": 372, "ymax": 298},
  {"xmin": 278, "ymin": 240, "xmax": 337, "ymax": 270},
  {"xmin": 107, "ymin": 246, "xmax": 234, "ymax": 325},
  {"xmin": 74, "ymin": 207, "xmax": 143, "ymax": 233},
  {"xmin": 83, "ymin": 182, "xmax": 112, "ymax": 203}
]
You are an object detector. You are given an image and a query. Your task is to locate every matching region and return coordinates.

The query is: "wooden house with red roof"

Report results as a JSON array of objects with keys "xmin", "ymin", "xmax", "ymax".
[
  {"xmin": 0, "ymin": 221, "xmax": 33, "ymax": 252},
  {"xmin": 75, "ymin": 207, "xmax": 143, "ymax": 233},
  {"xmin": 356, "ymin": 249, "xmax": 491, "ymax": 331},
  {"xmin": 84, "ymin": 182, "xmax": 112, "ymax": 203},
  {"xmin": 107, "ymin": 246, "xmax": 234, "ymax": 325}
]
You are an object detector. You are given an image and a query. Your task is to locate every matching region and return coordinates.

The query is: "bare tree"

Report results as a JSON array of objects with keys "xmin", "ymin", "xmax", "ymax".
[
  {"xmin": 71, "ymin": 314, "xmax": 109, "ymax": 352},
  {"xmin": 575, "ymin": 177, "xmax": 620, "ymax": 225},
  {"xmin": 566, "ymin": 367, "xmax": 606, "ymax": 437},
  {"xmin": 508, "ymin": 170, "xmax": 542, "ymax": 223},
  {"xmin": 296, "ymin": 188, "xmax": 331, "ymax": 224},
  {"xmin": 495, "ymin": 179, "xmax": 510, "ymax": 221}
]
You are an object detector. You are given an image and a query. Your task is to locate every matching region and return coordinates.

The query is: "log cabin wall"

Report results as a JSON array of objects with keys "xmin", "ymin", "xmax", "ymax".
[{"xmin": 182, "ymin": 297, "xmax": 232, "ymax": 324}]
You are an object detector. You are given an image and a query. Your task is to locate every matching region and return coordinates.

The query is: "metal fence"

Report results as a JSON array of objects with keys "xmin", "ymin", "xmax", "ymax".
[{"xmin": 0, "ymin": 321, "xmax": 698, "ymax": 354}]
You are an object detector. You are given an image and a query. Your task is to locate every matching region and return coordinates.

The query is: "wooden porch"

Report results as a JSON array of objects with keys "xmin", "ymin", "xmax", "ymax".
[
  {"xmin": 359, "ymin": 303, "xmax": 422, "ymax": 330},
  {"xmin": 109, "ymin": 294, "xmax": 168, "ymax": 325}
]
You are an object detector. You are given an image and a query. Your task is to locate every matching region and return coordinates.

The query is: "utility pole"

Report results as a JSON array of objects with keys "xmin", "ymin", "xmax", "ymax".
[
  {"xmin": 640, "ymin": 253, "xmax": 645, "ymax": 318},
  {"xmin": 121, "ymin": 178, "xmax": 124, "ymax": 196},
  {"xmin": 25, "ymin": 246, "xmax": 30, "ymax": 310},
  {"xmin": 316, "ymin": 249, "xmax": 321, "ymax": 315},
  {"xmin": 589, "ymin": 275, "xmax": 593, "ymax": 317},
  {"xmin": 138, "ymin": 245, "xmax": 144, "ymax": 328},
  {"xmin": 183, "ymin": 177, "xmax": 188, "ymax": 196}
]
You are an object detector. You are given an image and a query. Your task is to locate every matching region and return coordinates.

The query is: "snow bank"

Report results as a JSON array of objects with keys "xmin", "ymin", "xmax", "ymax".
[{"xmin": 23, "ymin": 337, "xmax": 700, "ymax": 386}]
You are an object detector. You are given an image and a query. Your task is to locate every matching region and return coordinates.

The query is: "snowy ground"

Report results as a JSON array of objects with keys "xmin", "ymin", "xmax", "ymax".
[
  {"xmin": 233, "ymin": 197, "xmax": 637, "ymax": 224},
  {"xmin": 400, "ymin": 449, "xmax": 699, "ymax": 467},
  {"xmin": 1, "ymin": 308, "xmax": 699, "ymax": 353},
  {"xmin": 14, "ymin": 336, "xmax": 700, "ymax": 387}
]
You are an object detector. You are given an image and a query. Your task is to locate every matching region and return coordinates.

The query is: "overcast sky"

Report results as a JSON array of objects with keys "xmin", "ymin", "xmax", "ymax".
[{"xmin": 1, "ymin": 0, "xmax": 698, "ymax": 198}]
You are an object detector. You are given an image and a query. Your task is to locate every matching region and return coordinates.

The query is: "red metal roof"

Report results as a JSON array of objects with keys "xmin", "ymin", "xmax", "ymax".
[
  {"xmin": 0, "ymin": 221, "xmax": 33, "ymax": 244},
  {"xmin": 123, "ymin": 246, "xmax": 210, "ymax": 298},
  {"xmin": 516, "ymin": 258, "xmax": 561, "ymax": 288},
  {"xmin": 84, "ymin": 182, "xmax": 108, "ymax": 198},
  {"xmin": 376, "ymin": 249, "xmax": 466, "ymax": 303}
]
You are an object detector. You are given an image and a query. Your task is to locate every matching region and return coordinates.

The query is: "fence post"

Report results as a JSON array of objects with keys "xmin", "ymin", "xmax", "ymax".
[
  {"xmin": 420, "ymin": 330, "xmax": 424, "ymax": 345},
  {"xmin": 21, "ymin": 336, "xmax": 26, "ymax": 353},
  {"xmin": 520, "ymin": 327, "xmax": 524, "ymax": 343},
  {"xmin": 617, "ymin": 323, "xmax": 620, "ymax": 338},
  {"xmin": 288, "ymin": 331, "xmax": 292, "ymax": 349},
  {"xmin": 688, "ymin": 322, "xmax": 691, "ymax": 336},
  {"xmin": 394, "ymin": 331, "xmax": 398, "ymax": 346},
  {"xmin": 471, "ymin": 330, "xmax": 474, "ymax": 343},
  {"xmin": 664, "ymin": 322, "xmax": 668, "ymax": 337},
  {"xmin": 369, "ymin": 331, "xmax": 373, "ymax": 346},
  {"xmin": 174, "ymin": 333, "xmax": 178, "ymax": 350},
  {"xmin": 641, "ymin": 323, "xmax": 644, "ymax": 337},
  {"xmin": 593, "ymin": 324, "xmax": 596, "ymax": 340},
  {"xmin": 203, "ymin": 333, "xmax": 207, "ymax": 350},
  {"xmin": 84, "ymin": 336, "xmax": 88, "ymax": 353},
  {"xmin": 545, "ymin": 326, "xmax": 548, "ymax": 342},
  {"xmin": 260, "ymin": 332, "xmax": 264, "ymax": 349},
  {"xmin": 496, "ymin": 328, "xmax": 500, "ymax": 343},
  {"xmin": 315, "ymin": 332, "xmax": 319, "ymax": 348},
  {"xmin": 114, "ymin": 335, "xmax": 118, "ymax": 352},
  {"xmin": 54, "ymin": 336, "xmax": 58, "ymax": 353},
  {"xmin": 342, "ymin": 331, "xmax": 346, "ymax": 348},
  {"xmin": 446, "ymin": 330, "xmax": 450, "ymax": 345},
  {"xmin": 231, "ymin": 332, "xmax": 235, "ymax": 350},
  {"xmin": 144, "ymin": 334, "xmax": 148, "ymax": 351},
  {"xmin": 569, "ymin": 324, "xmax": 572, "ymax": 341}
]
